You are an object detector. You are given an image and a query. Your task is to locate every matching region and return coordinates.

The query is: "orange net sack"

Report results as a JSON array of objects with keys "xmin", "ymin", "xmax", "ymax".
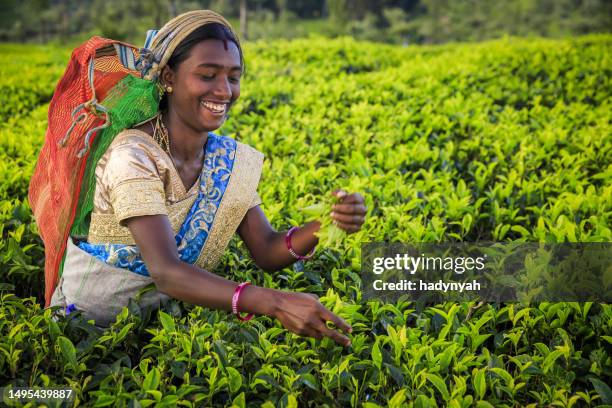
[{"xmin": 29, "ymin": 36, "xmax": 160, "ymax": 307}]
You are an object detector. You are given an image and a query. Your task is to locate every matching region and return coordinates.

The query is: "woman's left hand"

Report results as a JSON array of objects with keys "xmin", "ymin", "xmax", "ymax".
[{"xmin": 330, "ymin": 189, "xmax": 367, "ymax": 233}]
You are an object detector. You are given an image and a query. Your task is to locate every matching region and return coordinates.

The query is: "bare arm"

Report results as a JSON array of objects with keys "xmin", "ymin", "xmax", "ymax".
[
  {"xmin": 237, "ymin": 205, "xmax": 321, "ymax": 272},
  {"xmin": 237, "ymin": 191, "xmax": 367, "ymax": 272},
  {"xmin": 125, "ymin": 214, "xmax": 278, "ymax": 316},
  {"xmin": 125, "ymin": 214, "xmax": 353, "ymax": 346}
]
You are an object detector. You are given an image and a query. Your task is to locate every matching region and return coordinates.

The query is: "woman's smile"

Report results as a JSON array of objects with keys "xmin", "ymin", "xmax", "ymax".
[{"xmin": 200, "ymin": 100, "xmax": 228, "ymax": 116}]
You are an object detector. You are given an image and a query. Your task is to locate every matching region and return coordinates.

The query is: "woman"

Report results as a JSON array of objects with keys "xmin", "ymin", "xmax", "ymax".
[{"xmin": 48, "ymin": 10, "xmax": 366, "ymax": 347}]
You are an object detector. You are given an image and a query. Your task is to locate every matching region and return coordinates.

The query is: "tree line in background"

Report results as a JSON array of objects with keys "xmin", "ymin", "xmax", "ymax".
[{"xmin": 1, "ymin": 0, "xmax": 610, "ymax": 45}]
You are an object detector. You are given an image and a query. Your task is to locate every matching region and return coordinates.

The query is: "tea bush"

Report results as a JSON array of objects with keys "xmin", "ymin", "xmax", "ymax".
[{"xmin": 0, "ymin": 35, "xmax": 610, "ymax": 407}]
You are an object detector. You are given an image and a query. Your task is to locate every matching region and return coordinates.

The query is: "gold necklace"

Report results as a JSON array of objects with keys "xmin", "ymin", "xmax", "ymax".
[
  {"xmin": 153, "ymin": 112, "xmax": 171, "ymax": 155},
  {"xmin": 153, "ymin": 113, "xmax": 213, "ymax": 198}
]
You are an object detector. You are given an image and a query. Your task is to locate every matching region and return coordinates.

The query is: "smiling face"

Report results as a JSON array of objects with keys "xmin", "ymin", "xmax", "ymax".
[{"xmin": 162, "ymin": 39, "xmax": 242, "ymax": 133}]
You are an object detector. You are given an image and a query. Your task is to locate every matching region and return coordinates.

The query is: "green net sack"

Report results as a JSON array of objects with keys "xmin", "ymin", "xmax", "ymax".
[{"xmin": 71, "ymin": 75, "xmax": 161, "ymax": 238}]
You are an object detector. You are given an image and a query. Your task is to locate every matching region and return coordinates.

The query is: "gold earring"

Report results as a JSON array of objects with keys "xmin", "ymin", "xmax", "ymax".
[{"xmin": 165, "ymin": 85, "xmax": 173, "ymax": 94}]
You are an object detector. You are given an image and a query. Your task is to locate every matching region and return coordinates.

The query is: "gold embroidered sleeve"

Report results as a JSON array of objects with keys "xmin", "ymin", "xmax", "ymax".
[
  {"xmin": 102, "ymin": 137, "xmax": 168, "ymax": 226},
  {"xmin": 111, "ymin": 180, "xmax": 167, "ymax": 224}
]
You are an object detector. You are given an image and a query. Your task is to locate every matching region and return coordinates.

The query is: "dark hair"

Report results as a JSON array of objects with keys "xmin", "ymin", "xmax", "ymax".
[
  {"xmin": 167, "ymin": 23, "xmax": 244, "ymax": 72},
  {"xmin": 160, "ymin": 23, "xmax": 244, "ymax": 111}
]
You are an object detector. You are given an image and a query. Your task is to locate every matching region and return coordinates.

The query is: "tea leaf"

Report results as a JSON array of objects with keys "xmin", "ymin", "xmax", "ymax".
[
  {"xmin": 231, "ymin": 392, "xmax": 246, "ymax": 408},
  {"xmin": 589, "ymin": 378, "xmax": 612, "ymax": 405},
  {"xmin": 93, "ymin": 395, "xmax": 116, "ymax": 407},
  {"xmin": 542, "ymin": 349, "xmax": 564, "ymax": 374},
  {"xmin": 388, "ymin": 388, "xmax": 407, "ymax": 408},
  {"xmin": 145, "ymin": 390, "xmax": 162, "ymax": 402},
  {"xmin": 49, "ymin": 318, "xmax": 60, "ymax": 341},
  {"xmin": 113, "ymin": 322, "xmax": 134, "ymax": 344},
  {"xmin": 143, "ymin": 367, "xmax": 160, "ymax": 391},
  {"xmin": 57, "ymin": 336, "xmax": 76, "ymax": 367},
  {"xmin": 227, "ymin": 366, "xmax": 243, "ymax": 393},
  {"xmin": 287, "ymin": 394, "xmax": 298, "ymax": 408},
  {"xmin": 473, "ymin": 368, "xmax": 486, "ymax": 399},
  {"xmin": 425, "ymin": 373, "xmax": 450, "ymax": 401},
  {"xmin": 159, "ymin": 311, "xmax": 175, "ymax": 333},
  {"xmin": 414, "ymin": 395, "xmax": 434, "ymax": 408},
  {"xmin": 371, "ymin": 340, "xmax": 382, "ymax": 369},
  {"xmin": 300, "ymin": 203, "xmax": 326, "ymax": 217},
  {"xmin": 298, "ymin": 373, "xmax": 319, "ymax": 391}
]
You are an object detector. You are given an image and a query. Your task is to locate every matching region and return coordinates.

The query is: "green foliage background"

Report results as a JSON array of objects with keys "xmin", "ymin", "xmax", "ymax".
[
  {"xmin": 1, "ymin": 0, "xmax": 610, "ymax": 45},
  {"xmin": 0, "ymin": 34, "xmax": 611, "ymax": 406}
]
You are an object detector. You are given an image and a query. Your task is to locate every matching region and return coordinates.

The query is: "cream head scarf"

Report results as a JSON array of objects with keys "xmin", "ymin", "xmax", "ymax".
[{"xmin": 138, "ymin": 10, "xmax": 242, "ymax": 81}]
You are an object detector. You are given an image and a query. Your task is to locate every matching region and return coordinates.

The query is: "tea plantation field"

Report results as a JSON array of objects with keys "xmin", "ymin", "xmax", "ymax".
[{"xmin": 0, "ymin": 35, "xmax": 611, "ymax": 407}]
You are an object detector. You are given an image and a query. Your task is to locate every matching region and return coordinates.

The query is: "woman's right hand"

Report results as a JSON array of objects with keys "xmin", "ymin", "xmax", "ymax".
[{"xmin": 272, "ymin": 291, "xmax": 353, "ymax": 347}]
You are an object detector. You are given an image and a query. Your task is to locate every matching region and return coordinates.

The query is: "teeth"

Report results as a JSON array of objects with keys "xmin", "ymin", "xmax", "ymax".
[{"xmin": 201, "ymin": 101, "xmax": 226, "ymax": 113}]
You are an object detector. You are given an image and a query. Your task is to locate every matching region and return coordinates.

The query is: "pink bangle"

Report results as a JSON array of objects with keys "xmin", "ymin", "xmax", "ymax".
[
  {"xmin": 285, "ymin": 226, "xmax": 316, "ymax": 261},
  {"xmin": 232, "ymin": 282, "xmax": 254, "ymax": 321}
]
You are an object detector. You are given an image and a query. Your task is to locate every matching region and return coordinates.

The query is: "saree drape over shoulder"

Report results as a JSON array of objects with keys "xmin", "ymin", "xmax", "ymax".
[{"xmin": 50, "ymin": 129, "xmax": 263, "ymax": 326}]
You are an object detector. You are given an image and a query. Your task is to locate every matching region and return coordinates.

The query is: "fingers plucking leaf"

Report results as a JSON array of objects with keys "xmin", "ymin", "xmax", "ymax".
[
  {"xmin": 340, "ymin": 192, "xmax": 364, "ymax": 204},
  {"xmin": 331, "ymin": 211, "xmax": 365, "ymax": 225},
  {"xmin": 331, "ymin": 189, "xmax": 348, "ymax": 200},
  {"xmin": 300, "ymin": 194, "xmax": 346, "ymax": 247},
  {"xmin": 318, "ymin": 324, "xmax": 351, "ymax": 347},
  {"xmin": 332, "ymin": 203, "xmax": 367, "ymax": 215},
  {"xmin": 334, "ymin": 221, "xmax": 361, "ymax": 233},
  {"xmin": 320, "ymin": 307, "xmax": 352, "ymax": 334}
]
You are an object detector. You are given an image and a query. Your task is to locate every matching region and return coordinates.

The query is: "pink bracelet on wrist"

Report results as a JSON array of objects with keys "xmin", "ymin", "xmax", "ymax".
[
  {"xmin": 285, "ymin": 226, "xmax": 316, "ymax": 261},
  {"xmin": 232, "ymin": 282, "xmax": 254, "ymax": 321}
]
